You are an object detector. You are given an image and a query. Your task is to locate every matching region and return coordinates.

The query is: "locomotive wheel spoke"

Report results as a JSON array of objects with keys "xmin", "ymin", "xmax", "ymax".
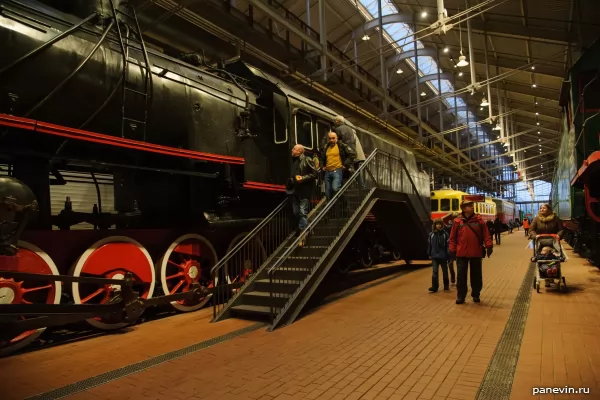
[
  {"xmin": 0, "ymin": 242, "xmax": 62, "ymax": 357},
  {"xmin": 158, "ymin": 234, "xmax": 218, "ymax": 312},
  {"xmin": 71, "ymin": 236, "xmax": 155, "ymax": 330}
]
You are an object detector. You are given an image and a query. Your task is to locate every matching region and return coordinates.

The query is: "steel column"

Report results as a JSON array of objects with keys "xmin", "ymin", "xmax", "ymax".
[
  {"xmin": 378, "ymin": 0, "xmax": 387, "ymax": 114},
  {"xmin": 318, "ymin": 0, "xmax": 327, "ymax": 81}
]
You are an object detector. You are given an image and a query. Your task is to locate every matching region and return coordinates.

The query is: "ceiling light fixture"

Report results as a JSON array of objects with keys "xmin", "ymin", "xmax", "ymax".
[
  {"xmin": 459, "ymin": 72, "xmax": 463, "ymax": 76},
  {"xmin": 532, "ymin": 66, "xmax": 535, "ymax": 70},
  {"xmin": 532, "ymin": 84, "xmax": 537, "ymax": 88},
  {"xmin": 457, "ymin": 52, "xmax": 469, "ymax": 67},
  {"xmin": 362, "ymin": 34, "xmax": 370, "ymax": 41},
  {"xmin": 444, "ymin": 47, "xmax": 449, "ymax": 53},
  {"xmin": 421, "ymin": 92, "xmax": 426, "ymax": 96},
  {"xmin": 396, "ymin": 68, "xmax": 403, "ymax": 74},
  {"xmin": 481, "ymin": 97, "xmax": 489, "ymax": 107},
  {"xmin": 421, "ymin": 11, "xmax": 427, "ymax": 17}
]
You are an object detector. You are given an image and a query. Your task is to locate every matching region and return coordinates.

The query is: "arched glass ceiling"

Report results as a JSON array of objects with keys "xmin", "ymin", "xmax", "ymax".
[{"xmin": 356, "ymin": 0, "xmax": 505, "ymax": 161}]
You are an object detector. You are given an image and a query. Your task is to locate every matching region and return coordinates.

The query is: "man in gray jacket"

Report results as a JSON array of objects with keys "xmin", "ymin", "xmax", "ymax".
[
  {"xmin": 353, "ymin": 130, "xmax": 366, "ymax": 188},
  {"xmin": 333, "ymin": 116, "xmax": 355, "ymax": 147}
]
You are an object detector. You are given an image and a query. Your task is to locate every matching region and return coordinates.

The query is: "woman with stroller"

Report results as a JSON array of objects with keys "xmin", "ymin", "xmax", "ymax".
[{"xmin": 529, "ymin": 203, "xmax": 565, "ymax": 287}]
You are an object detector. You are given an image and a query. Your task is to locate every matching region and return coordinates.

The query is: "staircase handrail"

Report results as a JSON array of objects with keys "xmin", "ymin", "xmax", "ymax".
[
  {"xmin": 210, "ymin": 197, "xmax": 289, "ymax": 279},
  {"xmin": 266, "ymin": 148, "xmax": 428, "ymax": 277},
  {"xmin": 266, "ymin": 149, "xmax": 377, "ymax": 275}
]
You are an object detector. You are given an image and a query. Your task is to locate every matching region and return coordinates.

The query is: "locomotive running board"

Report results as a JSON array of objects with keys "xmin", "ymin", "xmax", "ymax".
[{"xmin": 0, "ymin": 113, "xmax": 245, "ymax": 165}]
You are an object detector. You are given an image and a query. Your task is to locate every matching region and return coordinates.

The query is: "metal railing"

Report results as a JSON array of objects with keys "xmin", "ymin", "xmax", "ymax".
[
  {"xmin": 267, "ymin": 149, "xmax": 427, "ymax": 326},
  {"xmin": 211, "ymin": 178, "xmax": 325, "ymax": 319}
]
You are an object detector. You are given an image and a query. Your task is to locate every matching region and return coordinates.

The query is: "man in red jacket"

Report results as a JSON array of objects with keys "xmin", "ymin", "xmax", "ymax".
[{"xmin": 449, "ymin": 199, "xmax": 494, "ymax": 304}]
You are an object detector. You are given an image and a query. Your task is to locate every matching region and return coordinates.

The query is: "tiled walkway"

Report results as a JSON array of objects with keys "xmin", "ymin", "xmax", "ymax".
[
  {"xmin": 4, "ymin": 231, "xmax": 598, "ymax": 400},
  {"xmin": 511, "ymin": 241, "xmax": 600, "ymax": 400}
]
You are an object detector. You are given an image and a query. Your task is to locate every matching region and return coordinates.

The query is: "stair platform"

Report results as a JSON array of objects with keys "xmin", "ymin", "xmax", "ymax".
[{"xmin": 10, "ymin": 233, "xmax": 598, "ymax": 400}]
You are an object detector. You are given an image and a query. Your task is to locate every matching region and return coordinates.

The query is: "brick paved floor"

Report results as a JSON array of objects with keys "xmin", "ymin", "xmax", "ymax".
[
  {"xmin": 511, "ymin": 240, "xmax": 600, "ymax": 400},
  {"xmin": 0, "ymin": 308, "xmax": 254, "ymax": 399},
  {"xmin": 24, "ymin": 231, "xmax": 532, "ymax": 400}
]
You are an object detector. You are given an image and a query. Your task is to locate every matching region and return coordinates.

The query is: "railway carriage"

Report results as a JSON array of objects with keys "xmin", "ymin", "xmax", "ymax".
[
  {"xmin": 0, "ymin": 0, "xmax": 430, "ymax": 354},
  {"xmin": 431, "ymin": 188, "xmax": 496, "ymax": 222}
]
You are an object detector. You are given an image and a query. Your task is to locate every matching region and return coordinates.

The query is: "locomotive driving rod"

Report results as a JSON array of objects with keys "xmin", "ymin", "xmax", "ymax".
[{"xmin": 0, "ymin": 273, "xmax": 212, "ymax": 341}]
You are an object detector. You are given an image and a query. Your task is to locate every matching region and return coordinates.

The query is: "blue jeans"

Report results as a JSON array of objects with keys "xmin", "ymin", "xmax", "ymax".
[
  {"xmin": 291, "ymin": 196, "xmax": 309, "ymax": 232},
  {"xmin": 431, "ymin": 258, "xmax": 449, "ymax": 290},
  {"xmin": 324, "ymin": 169, "xmax": 343, "ymax": 200}
]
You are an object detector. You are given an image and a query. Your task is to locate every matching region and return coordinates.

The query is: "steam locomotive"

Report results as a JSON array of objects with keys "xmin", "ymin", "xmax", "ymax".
[{"xmin": 0, "ymin": 0, "xmax": 430, "ymax": 355}]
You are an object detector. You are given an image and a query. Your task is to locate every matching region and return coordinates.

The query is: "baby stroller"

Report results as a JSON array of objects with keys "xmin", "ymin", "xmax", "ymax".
[{"xmin": 531, "ymin": 234, "xmax": 567, "ymax": 293}]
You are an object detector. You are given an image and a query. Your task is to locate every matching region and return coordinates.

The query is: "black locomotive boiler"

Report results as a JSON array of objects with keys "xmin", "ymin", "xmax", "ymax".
[{"xmin": 0, "ymin": 0, "xmax": 430, "ymax": 355}]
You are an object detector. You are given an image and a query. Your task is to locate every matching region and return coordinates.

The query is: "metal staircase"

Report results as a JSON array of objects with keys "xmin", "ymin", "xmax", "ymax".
[{"xmin": 211, "ymin": 149, "xmax": 430, "ymax": 329}]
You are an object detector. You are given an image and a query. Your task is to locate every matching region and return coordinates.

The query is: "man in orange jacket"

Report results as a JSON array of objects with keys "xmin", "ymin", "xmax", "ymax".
[{"xmin": 449, "ymin": 199, "xmax": 494, "ymax": 304}]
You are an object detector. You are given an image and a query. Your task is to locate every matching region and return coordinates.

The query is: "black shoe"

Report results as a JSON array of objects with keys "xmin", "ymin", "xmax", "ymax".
[
  {"xmin": 473, "ymin": 297, "xmax": 480, "ymax": 303},
  {"xmin": 456, "ymin": 298, "xmax": 465, "ymax": 304},
  {"xmin": 428, "ymin": 287, "xmax": 437, "ymax": 293},
  {"xmin": 444, "ymin": 286, "xmax": 450, "ymax": 291},
  {"xmin": 450, "ymin": 279, "xmax": 455, "ymax": 284}
]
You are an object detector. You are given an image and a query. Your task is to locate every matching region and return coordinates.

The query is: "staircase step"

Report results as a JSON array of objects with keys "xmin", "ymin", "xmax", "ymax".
[
  {"xmin": 244, "ymin": 291, "xmax": 290, "ymax": 307},
  {"xmin": 271, "ymin": 266, "xmax": 312, "ymax": 281},
  {"xmin": 307, "ymin": 236, "xmax": 336, "ymax": 246},
  {"xmin": 254, "ymin": 278, "xmax": 300, "ymax": 293},
  {"xmin": 292, "ymin": 245, "xmax": 328, "ymax": 258},
  {"xmin": 279, "ymin": 256, "xmax": 319, "ymax": 269},
  {"xmin": 231, "ymin": 304, "xmax": 274, "ymax": 317}
]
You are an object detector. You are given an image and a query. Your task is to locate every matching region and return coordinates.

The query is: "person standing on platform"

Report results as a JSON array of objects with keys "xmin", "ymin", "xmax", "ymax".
[
  {"xmin": 449, "ymin": 199, "xmax": 494, "ymax": 304},
  {"xmin": 523, "ymin": 217, "xmax": 530, "ymax": 237},
  {"xmin": 493, "ymin": 216, "xmax": 502, "ymax": 245},
  {"xmin": 444, "ymin": 216, "xmax": 457, "ymax": 284},
  {"xmin": 286, "ymin": 144, "xmax": 318, "ymax": 247},
  {"xmin": 319, "ymin": 132, "xmax": 356, "ymax": 201},
  {"xmin": 428, "ymin": 218, "xmax": 450, "ymax": 292}
]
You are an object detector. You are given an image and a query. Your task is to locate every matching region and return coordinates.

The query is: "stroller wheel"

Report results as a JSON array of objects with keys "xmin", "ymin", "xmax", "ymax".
[
  {"xmin": 536, "ymin": 281, "xmax": 540, "ymax": 293},
  {"xmin": 561, "ymin": 277, "xmax": 567, "ymax": 292},
  {"xmin": 532, "ymin": 277, "xmax": 536, "ymax": 289}
]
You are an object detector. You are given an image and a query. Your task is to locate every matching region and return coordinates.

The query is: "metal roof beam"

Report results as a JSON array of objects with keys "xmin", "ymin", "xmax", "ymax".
[{"xmin": 244, "ymin": 0, "xmax": 497, "ymax": 186}]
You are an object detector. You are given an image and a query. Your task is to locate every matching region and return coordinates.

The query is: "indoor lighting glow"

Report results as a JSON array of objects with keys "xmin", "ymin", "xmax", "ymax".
[
  {"xmin": 480, "ymin": 107, "xmax": 483, "ymax": 110},
  {"xmin": 396, "ymin": 68, "xmax": 403, "ymax": 74},
  {"xmin": 532, "ymin": 84, "xmax": 537, "ymax": 88},
  {"xmin": 459, "ymin": 72, "xmax": 463, "ymax": 76},
  {"xmin": 421, "ymin": 92, "xmax": 426, "ymax": 96},
  {"xmin": 537, "ymin": 122, "xmax": 540, "ymax": 125},
  {"xmin": 532, "ymin": 66, "xmax": 535, "ymax": 70},
  {"xmin": 362, "ymin": 34, "xmax": 370, "ymax": 41},
  {"xmin": 539, "ymin": 138, "xmax": 541, "ymax": 141},
  {"xmin": 535, "ymin": 112, "xmax": 539, "ymax": 115},
  {"xmin": 456, "ymin": 51, "xmax": 469, "ymax": 67},
  {"xmin": 481, "ymin": 97, "xmax": 489, "ymax": 107},
  {"xmin": 421, "ymin": 11, "xmax": 427, "ymax": 17},
  {"xmin": 444, "ymin": 47, "xmax": 449, "ymax": 53}
]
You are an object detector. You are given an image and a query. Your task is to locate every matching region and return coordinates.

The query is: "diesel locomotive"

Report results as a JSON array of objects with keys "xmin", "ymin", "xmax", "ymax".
[{"xmin": 0, "ymin": 0, "xmax": 430, "ymax": 354}]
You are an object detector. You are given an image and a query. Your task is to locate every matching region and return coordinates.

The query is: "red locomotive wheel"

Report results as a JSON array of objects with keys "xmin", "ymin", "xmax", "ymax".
[
  {"xmin": 0, "ymin": 241, "xmax": 62, "ymax": 356},
  {"xmin": 224, "ymin": 233, "xmax": 267, "ymax": 292},
  {"xmin": 71, "ymin": 236, "xmax": 155, "ymax": 330},
  {"xmin": 158, "ymin": 234, "xmax": 218, "ymax": 312}
]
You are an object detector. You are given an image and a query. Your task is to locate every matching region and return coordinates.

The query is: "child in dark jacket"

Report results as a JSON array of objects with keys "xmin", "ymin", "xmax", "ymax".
[{"xmin": 428, "ymin": 218, "xmax": 450, "ymax": 292}]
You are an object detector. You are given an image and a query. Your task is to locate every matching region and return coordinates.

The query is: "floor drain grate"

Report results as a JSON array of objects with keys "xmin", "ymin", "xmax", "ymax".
[
  {"xmin": 475, "ymin": 262, "xmax": 535, "ymax": 400},
  {"xmin": 27, "ymin": 322, "xmax": 266, "ymax": 400}
]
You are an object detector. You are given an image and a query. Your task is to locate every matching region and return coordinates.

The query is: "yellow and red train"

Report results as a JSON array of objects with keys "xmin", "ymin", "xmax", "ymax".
[{"xmin": 431, "ymin": 188, "xmax": 521, "ymax": 226}]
